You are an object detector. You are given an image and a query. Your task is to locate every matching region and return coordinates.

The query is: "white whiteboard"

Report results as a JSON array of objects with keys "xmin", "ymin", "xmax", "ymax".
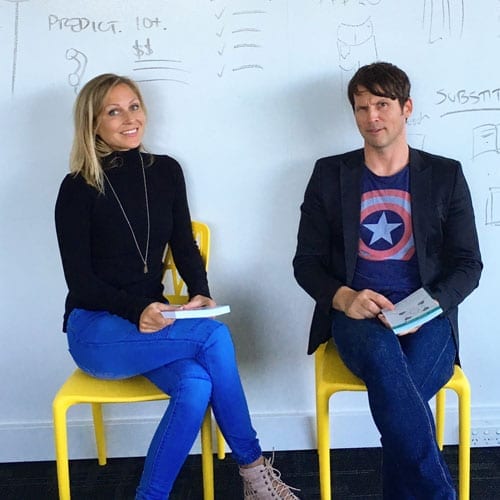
[{"xmin": 0, "ymin": 0, "xmax": 498, "ymax": 460}]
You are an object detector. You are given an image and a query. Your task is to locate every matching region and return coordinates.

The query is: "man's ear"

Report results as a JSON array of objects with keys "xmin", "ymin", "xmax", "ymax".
[{"xmin": 403, "ymin": 98, "xmax": 413, "ymax": 120}]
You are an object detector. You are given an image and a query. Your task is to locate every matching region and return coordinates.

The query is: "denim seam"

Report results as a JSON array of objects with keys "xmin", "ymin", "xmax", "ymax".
[
  {"xmin": 404, "ymin": 363, "xmax": 457, "ymax": 493},
  {"xmin": 141, "ymin": 378, "xmax": 208, "ymax": 497},
  {"xmin": 418, "ymin": 334, "xmax": 454, "ymax": 398},
  {"xmin": 196, "ymin": 326, "xmax": 261, "ymax": 465}
]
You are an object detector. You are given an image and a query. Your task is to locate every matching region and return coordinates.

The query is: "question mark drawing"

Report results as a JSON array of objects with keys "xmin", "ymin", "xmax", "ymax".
[{"xmin": 65, "ymin": 48, "xmax": 88, "ymax": 93}]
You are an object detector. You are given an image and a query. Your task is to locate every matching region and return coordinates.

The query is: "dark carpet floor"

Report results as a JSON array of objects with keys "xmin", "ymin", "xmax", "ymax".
[{"xmin": 0, "ymin": 447, "xmax": 499, "ymax": 499}]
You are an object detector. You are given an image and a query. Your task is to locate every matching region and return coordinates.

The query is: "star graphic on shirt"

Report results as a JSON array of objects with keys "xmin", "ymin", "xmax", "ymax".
[{"xmin": 363, "ymin": 211, "xmax": 402, "ymax": 246}]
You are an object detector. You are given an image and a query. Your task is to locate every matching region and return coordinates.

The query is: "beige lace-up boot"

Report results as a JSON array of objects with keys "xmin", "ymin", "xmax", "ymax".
[{"xmin": 239, "ymin": 456, "xmax": 301, "ymax": 499}]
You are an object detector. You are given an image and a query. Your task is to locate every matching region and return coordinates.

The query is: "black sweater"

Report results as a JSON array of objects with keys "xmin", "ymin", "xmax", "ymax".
[{"xmin": 55, "ymin": 148, "xmax": 210, "ymax": 331}]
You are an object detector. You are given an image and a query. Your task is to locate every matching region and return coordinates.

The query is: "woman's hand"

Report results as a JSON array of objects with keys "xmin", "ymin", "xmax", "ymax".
[
  {"xmin": 139, "ymin": 302, "xmax": 177, "ymax": 333},
  {"xmin": 139, "ymin": 296, "xmax": 216, "ymax": 333},
  {"xmin": 181, "ymin": 294, "xmax": 216, "ymax": 310}
]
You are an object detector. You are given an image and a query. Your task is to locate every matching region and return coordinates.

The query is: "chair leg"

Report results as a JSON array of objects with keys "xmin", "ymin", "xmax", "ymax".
[
  {"xmin": 457, "ymin": 381, "xmax": 471, "ymax": 500},
  {"xmin": 435, "ymin": 388, "xmax": 446, "ymax": 450},
  {"xmin": 200, "ymin": 407, "xmax": 215, "ymax": 500},
  {"xmin": 216, "ymin": 424, "xmax": 226, "ymax": 460},
  {"xmin": 53, "ymin": 399, "xmax": 71, "ymax": 500},
  {"xmin": 317, "ymin": 389, "xmax": 332, "ymax": 500},
  {"xmin": 91, "ymin": 403, "xmax": 107, "ymax": 466}
]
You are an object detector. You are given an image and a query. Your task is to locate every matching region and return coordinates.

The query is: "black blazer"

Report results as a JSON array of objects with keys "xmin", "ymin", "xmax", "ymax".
[{"xmin": 293, "ymin": 148, "xmax": 482, "ymax": 355}]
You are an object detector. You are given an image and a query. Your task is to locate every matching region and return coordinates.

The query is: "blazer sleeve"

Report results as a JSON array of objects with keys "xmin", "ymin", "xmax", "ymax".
[
  {"xmin": 422, "ymin": 162, "xmax": 482, "ymax": 313},
  {"xmin": 293, "ymin": 160, "xmax": 344, "ymax": 315}
]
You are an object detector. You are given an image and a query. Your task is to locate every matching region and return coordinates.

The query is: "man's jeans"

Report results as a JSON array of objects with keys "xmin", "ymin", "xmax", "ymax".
[
  {"xmin": 332, "ymin": 312, "xmax": 457, "ymax": 499},
  {"xmin": 67, "ymin": 309, "xmax": 262, "ymax": 499}
]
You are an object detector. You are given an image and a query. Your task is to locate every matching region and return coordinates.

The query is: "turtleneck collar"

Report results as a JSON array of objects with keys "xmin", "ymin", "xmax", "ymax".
[{"xmin": 102, "ymin": 147, "xmax": 142, "ymax": 170}]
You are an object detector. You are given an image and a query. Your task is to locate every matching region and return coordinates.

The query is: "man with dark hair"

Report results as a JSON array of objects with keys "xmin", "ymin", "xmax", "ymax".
[
  {"xmin": 347, "ymin": 61, "xmax": 411, "ymax": 110},
  {"xmin": 293, "ymin": 61, "xmax": 482, "ymax": 498}
]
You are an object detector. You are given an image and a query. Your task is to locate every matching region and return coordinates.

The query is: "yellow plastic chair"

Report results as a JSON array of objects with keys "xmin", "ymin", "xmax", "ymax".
[
  {"xmin": 53, "ymin": 221, "xmax": 226, "ymax": 500},
  {"xmin": 315, "ymin": 339, "xmax": 471, "ymax": 500}
]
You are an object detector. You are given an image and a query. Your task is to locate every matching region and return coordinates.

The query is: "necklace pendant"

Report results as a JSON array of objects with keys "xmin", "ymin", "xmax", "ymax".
[{"xmin": 105, "ymin": 152, "xmax": 150, "ymax": 277}]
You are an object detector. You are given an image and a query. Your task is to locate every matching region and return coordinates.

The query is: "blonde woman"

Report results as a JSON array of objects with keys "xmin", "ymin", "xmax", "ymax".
[{"xmin": 55, "ymin": 73, "xmax": 299, "ymax": 500}]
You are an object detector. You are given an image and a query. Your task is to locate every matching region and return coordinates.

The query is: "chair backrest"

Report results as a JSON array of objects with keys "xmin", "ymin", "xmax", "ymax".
[{"xmin": 162, "ymin": 221, "xmax": 210, "ymax": 305}]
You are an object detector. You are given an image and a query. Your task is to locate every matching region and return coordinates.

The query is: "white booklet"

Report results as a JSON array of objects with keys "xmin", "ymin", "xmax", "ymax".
[
  {"xmin": 381, "ymin": 288, "xmax": 443, "ymax": 335},
  {"xmin": 161, "ymin": 304, "xmax": 230, "ymax": 319}
]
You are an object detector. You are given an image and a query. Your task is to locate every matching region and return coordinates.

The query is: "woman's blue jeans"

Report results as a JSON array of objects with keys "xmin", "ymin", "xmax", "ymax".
[
  {"xmin": 66, "ymin": 309, "xmax": 262, "ymax": 499},
  {"xmin": 331, "ymin": 312, "xmax": 457, "ymax": 500}
]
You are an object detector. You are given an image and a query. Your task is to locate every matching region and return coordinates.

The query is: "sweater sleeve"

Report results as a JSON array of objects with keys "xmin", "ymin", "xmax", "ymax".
[
  {"xmin": 167, "ymin": 162, "xmax": 211, "ymax": 299},
  {"xmin": 55, "ymin": 174, "xmax": 152, "ymax": 325}
]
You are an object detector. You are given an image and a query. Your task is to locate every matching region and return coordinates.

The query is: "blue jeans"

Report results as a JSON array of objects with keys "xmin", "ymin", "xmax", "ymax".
[
  {"xmin": 331, "ymin": 312, "xmax": 457, "ymax": 500},
  {"xmin": 67, "ymin": 309, "xmax": 262, "ymax": 499}
]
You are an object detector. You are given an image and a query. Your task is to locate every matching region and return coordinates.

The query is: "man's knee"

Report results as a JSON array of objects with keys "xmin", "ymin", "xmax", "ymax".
[{"xmin": 357, "ymin": 334, "xmax": 406, "ymax": 381}]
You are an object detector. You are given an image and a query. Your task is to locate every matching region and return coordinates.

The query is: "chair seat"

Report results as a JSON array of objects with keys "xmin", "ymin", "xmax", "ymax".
[
  {"xmin": 442, "ymin": 365, "xmax": 468, "ymax": 390},
  {"xmin": 320, "ymin": 340, "xmax": 466, "ymax": 393},
  {"xmin": 320, "ymin": 341, "xmax": 365, "ymax": 390},
  {"xmin": 315, "ymin": 339, "xmax": 470, "ymax": 500},
  {"xmin": 56, "ymin": 368, "xmax": 168, "ymax": 404}
]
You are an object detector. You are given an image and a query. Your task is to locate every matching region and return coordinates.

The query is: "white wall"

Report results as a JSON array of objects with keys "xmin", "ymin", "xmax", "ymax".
[{"xmin": 0, "ymin": 0, "xmax": 498, "ymax": 462}]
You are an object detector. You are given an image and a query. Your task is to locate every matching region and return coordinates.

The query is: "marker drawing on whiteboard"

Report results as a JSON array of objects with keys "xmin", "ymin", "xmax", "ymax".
[
  {"xmin": 233, "ymin": 43, "xmax": 261, "ymax": 49},
  {"xmin": 337, "ymin": 17, "xmax": 378, "ymax": 92},
  {"xmin": 318, "ymin": 0, "xmax": 381, "ymax": 6},
  {"xmin": 130, "ymin": 36, "xmax": 189, "ymax": 85},
  {"xmin": 422, "ymin": 0, "xmax": 464, "ymax": 43},
  {"xmin": 134, "ymin": 65, "xmax": 189, "ymax": 73},
  {"xmin": 485, "ymin": 187, "xmax": 500, "ymax": 226},
  {"xmin": 440, "ymin": 108, "xmax": 500, "ymax": 118},
  {"xmin": 436, "ymin": 88, "xmax": 500, "ymax": 118},
  {"xmin": 132, "ymin": 38, "xmax": 154, "ymax": 60},
  {"xmin": 4, "ymin": 0, "xmax": 30, "ymax": 95},
  {"xmin": 473, "ymin": 124, "xmax": 500, "ymax": 159},
  {"xmin": 133, "ymin": 59, "xmax": 190, "ymax": 85},
  {"xmin": 48, "ymin": 14, "xmax": 120, "ymax": 34},
  {"xmin": 214, "ymin": 7, "xmax": 226, "ymax": 20},
  {"xmin": 66, "ymin": 48, "xmax": 88, "ymax": 94},
  {"xmin": 233, "ymin": 10, "xmax": 267, "ymax": 16},
  {"xmin": 232, "ymin": 28, "xmax": 261, "ymax": 33},
  {"xmin": 233, "ymin": 65, "xmax": 264, "ymax": 72},
  {"xmin": 212, "ymin": 3, "xmax": 269, "ymax": 78}
]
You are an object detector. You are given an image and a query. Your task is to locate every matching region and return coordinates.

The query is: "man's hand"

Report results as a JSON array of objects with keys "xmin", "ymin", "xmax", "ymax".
[{"xmin": 332, "ymin": 286, "xmax": 394, "ymax": 320}]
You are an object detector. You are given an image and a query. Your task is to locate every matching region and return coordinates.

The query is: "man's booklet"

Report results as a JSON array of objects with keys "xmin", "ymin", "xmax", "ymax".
[
  {"xmin": 381, "ymin": 288, "xmax": 443, "ymax": 335},
  {"xmin": 161, "ymin": 304, "xmax": 231, "ymax": 319}
]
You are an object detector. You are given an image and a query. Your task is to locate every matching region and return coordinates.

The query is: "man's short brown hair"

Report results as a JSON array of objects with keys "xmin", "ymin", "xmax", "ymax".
[{"xmin": 348, "ymin": 62, "xmax": 411, "ymax": 110}]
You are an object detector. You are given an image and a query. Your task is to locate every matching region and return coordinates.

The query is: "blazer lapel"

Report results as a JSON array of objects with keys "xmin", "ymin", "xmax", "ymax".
[{"xmin": 340, "ymin": 150, "xmax": 364, "ymax": 284}]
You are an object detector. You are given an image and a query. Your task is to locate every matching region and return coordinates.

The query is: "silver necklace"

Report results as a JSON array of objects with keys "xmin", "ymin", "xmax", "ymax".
[{"xmin": 103, "ymin": 152, "xmax": 150, "ymax": 274}]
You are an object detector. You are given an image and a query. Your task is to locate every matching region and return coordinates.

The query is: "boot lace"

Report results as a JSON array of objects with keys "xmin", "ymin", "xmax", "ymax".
[{"xmin": 243, "ymin": 452, "xmax": 301, "ymax": 499}]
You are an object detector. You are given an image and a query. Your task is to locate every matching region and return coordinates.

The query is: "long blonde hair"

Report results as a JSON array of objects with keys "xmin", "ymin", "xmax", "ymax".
[{"xmin": 70, "ymin": 73, "xmax": 147, "ymax": 192}]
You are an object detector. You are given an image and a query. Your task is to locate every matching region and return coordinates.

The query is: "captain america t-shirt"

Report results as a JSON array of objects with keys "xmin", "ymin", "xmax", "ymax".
[{"xmin": 351, "ymin": 165, "xmax": 421, "ymax": 303}]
